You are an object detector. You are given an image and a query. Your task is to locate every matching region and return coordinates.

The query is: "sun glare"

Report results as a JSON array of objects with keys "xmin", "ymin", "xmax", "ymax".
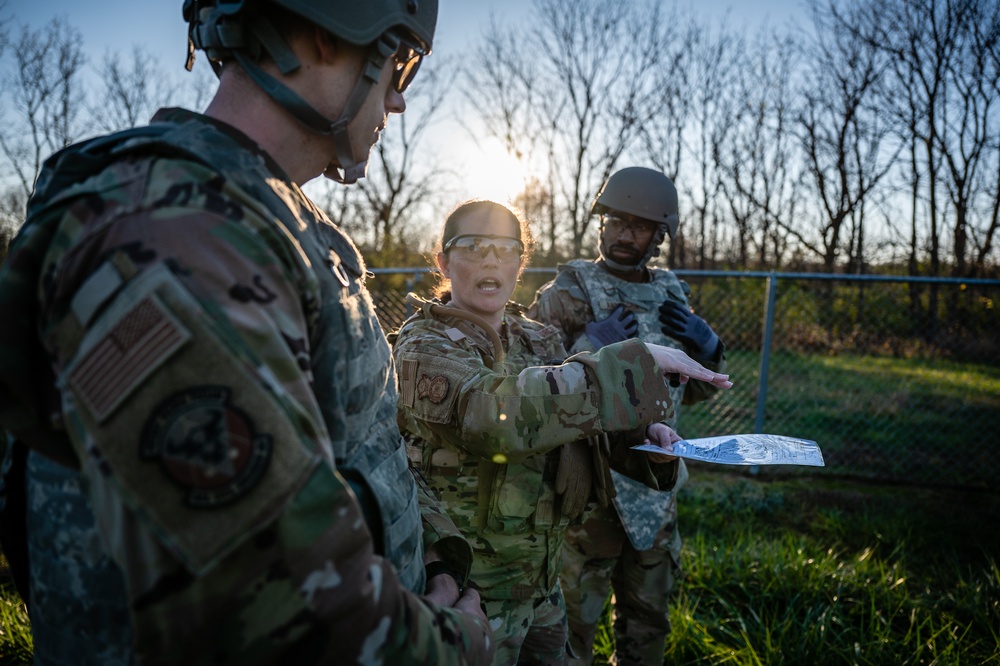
[{"xmin": 455, "ymin": 137, "xmax": 530, "ymax": 205}]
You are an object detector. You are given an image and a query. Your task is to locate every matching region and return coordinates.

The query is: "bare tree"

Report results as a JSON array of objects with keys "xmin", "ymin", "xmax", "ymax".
[
  {"xmin": 463, "ymin": 18, "xmax": 560, "ymax": 259},
  {"xmin": 797, "ymin": 0, "xmax": 897, "ymax": 274},
  {"xmin": 90, "ymin": 45, "xmax": 178, "ymax": 132},
  {"xmin": 0, "ymin": 17, "xmax": 86, "ymax": 203},
  {"xmin": 936, "ymin": 0, "xmax": 1000, "ymax": 277},
  {"xmin": 976, "ymin": 13, "xmax": 1000, "ymax": 272},
  {"xmin": 465, "ymin": 0, "xmax": 676, "ymax": 260},
  {"xmin": 635, "ymin": 16, "xmax": 694, "ymax": 268},
  {"xmin": 869, "ymin": 0, "xmax": 963, "ymax": 280},
  {"xmin": 645, "ymin": 15, "xmax": 740, "ymax": 270},
  {"xmin": 0, "ymin": 2, "xmax": 15, "ymax": 258},
  {"xmin": 714, "ymin": 27, "xmax": 803, "ymax": 269},
  {"xmin": 845, "ymin": 0, "xmax": 1000, "ymax": 333}
]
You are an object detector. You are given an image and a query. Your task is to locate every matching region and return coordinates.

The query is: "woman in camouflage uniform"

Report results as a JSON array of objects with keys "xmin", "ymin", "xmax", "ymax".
[{"xmin": 390, "ymin": 200, "xmax": 732, "ymax": 665}]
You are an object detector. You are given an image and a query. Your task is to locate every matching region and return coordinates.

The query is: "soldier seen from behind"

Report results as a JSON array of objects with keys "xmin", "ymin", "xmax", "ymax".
[
  {"xmin": 529, "ymin": 167, "xmax": 728, "ymax": 665},
  {"xmin": 390, "ymin": 199, "xmax": 732, "ymax": 665},
  {"xmin": 0, "ymin": 1, "xmax": 496, "ymax": 663}
]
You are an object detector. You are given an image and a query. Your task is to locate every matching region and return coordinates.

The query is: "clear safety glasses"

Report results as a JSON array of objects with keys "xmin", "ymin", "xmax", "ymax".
[
  {"xmin": 603, "ymin": 214, "xmax": 656, "ymax": 237},
  {"xmin": 442, "ymin": 234, "xmax": 525, "ymax": 263},
  {"xmin": 392, "ymin": 37, "xmax": 425, "ymax": 93}
]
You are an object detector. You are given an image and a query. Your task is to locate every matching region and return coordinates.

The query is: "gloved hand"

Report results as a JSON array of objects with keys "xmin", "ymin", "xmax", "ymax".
[
  {"xmin": 555, "ymin": 440, "xmax": 593, "ymax": 521},
  {"xmin": 658, "ymin": 299, "xmax": 719, "ymax": 361},
  {"xmin": 584, "ymin": 304, "xmax": 638, "ymax": 350}
]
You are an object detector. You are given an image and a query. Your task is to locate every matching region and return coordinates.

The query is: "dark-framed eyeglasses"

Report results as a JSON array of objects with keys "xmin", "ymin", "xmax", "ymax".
[
  {"xmin": 392, "ymin": 37, "xmax": 425, "ymax": 93},
  {"xmin": 442, "ymin": 234, "xmax": 525, "ymax": 263},
  {"xmin": 603, "ymin": 214, "xmax": 656, "ymax": 236}
]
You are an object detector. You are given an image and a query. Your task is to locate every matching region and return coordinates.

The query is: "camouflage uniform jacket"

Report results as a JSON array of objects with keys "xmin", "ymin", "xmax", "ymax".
[
  {"xmin": 0, "ymin": 108, "xmax": 489, "ymax": 664},
  {"xmin": 392, "ymin": 301, "xmax": 677, "ymax": 600},
  {"xmin": 529, "ymin": 259, "xmax": 727, "ymax": 546}
]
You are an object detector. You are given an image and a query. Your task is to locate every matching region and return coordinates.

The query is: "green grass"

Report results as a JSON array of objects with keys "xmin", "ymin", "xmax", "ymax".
[
  {"xmin": 2, "ymin": 473, "xmax": 998, "ymax": 664},
  {"xmin": 0, "ymin": 556, "xmax": 31, "ymax": 666},
  {"xmin": 592, "ymin": 471, "xmax": 1000, "ymax": 665},
  {"xmin": 682, "ymin": 350, "xmax": 1000, "ymax": 488}
]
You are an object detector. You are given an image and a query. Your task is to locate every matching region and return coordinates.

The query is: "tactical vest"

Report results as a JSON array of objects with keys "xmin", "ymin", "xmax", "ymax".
[
  {"xmin": 2, "ymin": 110, "xmax": 423, "ymax": 592},
  {"xmin": 556, "ymin": 259, "xmax": 690, "ymax": 549},
  {"xmin": 395, "ymin": 304, "xmax": 572, "ymax": 598},
  {"xmin": 400, "ymin": 309, "xmax": 565, "ymax": 530}
]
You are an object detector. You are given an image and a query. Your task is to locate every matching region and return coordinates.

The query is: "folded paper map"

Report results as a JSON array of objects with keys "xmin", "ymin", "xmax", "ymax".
[{"xmin": 631, "ymin": 433, "xmax": 825, "ymax": 467}]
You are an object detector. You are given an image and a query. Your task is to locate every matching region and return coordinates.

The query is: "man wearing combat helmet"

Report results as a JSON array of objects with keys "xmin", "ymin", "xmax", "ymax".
[
  {"xmin": 0, "ymin": 1, "xmax": 492, "ymax": 663},
  {"xmin": 530, "ymin": 166, "xmax": 727, "ymax": 665}
]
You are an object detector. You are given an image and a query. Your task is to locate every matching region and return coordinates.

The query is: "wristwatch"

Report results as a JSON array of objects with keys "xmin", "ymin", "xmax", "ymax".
[{"xmin": 424, "ymin": 561, "xmax": 464, "ymax": 595}]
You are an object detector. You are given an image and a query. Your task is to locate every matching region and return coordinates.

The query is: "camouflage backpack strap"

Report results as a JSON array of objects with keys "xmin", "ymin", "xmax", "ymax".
[{"xmin": 559, "ymin": 259, "xmax": 609, "ymax": 322}]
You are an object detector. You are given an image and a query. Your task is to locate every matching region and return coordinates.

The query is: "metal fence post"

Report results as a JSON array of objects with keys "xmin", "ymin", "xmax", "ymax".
[{"xmin": 755, "ymin": 272, "xmax": 779, "ymax": 435}]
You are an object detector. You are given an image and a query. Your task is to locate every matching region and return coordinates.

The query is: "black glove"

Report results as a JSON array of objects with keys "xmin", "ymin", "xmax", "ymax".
[
  {"xmin": 584, "ymin": 305, "xmax": 638, "ymax": 350},
  {"xmin": 658, "ymin": 299, "xmax": 719, "ymax": 361}
]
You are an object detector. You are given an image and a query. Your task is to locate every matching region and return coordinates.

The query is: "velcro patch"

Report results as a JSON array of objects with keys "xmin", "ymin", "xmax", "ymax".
[
  {"xmin": 67, "ymin": 294, "xmax": 191, "ymax": 423},
  {"xmin": 62, "ymin": 263, "xmax": 318, "ymax": 574},
  {"xmin": 141, "ymin": 386, "xmax": 272, "ymax": 508},
  {"xmin": 416, "ymin": 374, "xmax": 449, "ymax": 404},
  {"xmin": 396, "ymin": 351, "xmax": 467, "ymax": 424}
]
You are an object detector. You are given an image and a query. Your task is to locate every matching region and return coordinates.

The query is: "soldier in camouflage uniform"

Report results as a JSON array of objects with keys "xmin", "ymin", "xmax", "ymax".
[
  {"xmin": 529, "ymin": 167, "xmax": 728, "ymax": 665},
  {"xmin": 0, "ymin": 1, "xmax": 495, "ymax": 663},
  {"xmin": 391, "ymin": 200, "xmax": 732, "ymax": 666}
]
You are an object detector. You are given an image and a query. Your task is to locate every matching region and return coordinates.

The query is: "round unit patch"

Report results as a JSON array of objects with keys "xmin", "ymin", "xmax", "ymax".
[
  {"xmin": 417, "ymin": 374, "xmax": 449, "ymax": 404},
  {"xmin": 141, "ymin": 386, "xmax": 272, "ymax": 508}
]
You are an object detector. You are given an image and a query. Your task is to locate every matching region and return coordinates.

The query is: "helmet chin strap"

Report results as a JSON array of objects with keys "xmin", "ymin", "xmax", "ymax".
[
  {"xmin": 231, "ymin": 31, "xmax": 399, "ymax": 184},
  {"xmin": 324, "ymin": 34, "xmax": 399, "ymax": 183}
]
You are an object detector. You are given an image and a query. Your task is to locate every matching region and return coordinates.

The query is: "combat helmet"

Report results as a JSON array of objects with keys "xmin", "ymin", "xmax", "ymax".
[
  {"xmin": 183, "ymin": 0, "xmax": 438, "ymax": 183},
  {"xmin": 592, "ymin": 166, "xmax": 679, "ymax": 272}
]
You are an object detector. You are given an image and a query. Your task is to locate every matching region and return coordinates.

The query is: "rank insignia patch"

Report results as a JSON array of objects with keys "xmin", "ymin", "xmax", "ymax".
[
  {"xmin": 416, "ymin": 374, "xmax": 449, "ymax": 404},
  {"xmin": 141, "ymin": 386, "xmax": 272, "ymax": 508}
]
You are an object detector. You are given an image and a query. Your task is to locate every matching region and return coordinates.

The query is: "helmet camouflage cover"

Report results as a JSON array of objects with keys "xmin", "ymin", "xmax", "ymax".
[{"xmin": 592, "ymin": 166, "xmax": 679, "ymax": 271}]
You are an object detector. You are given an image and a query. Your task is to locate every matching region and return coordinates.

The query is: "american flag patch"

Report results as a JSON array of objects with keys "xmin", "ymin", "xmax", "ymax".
[{"xmin": 68, "ymin": 295, "xmax": 191, "ymax": 423}]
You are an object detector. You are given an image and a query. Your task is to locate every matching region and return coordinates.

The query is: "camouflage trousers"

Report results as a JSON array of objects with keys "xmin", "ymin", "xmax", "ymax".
[
  {"xmin": 560, "ymin": 502, "xmax": 681, "ymax": 666},
  {"xmin": 484, "ymin": 586, "xmax": 569, "ymax": 666},
  {"xmin": 26, "ymin": 450, "xmax": 134, "ymax": 666}
]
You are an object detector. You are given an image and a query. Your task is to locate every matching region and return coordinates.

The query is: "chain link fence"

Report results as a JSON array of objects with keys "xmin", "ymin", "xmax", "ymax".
[{"xmin": 368, "ymin": 268, "xmax": 1000, "ymax": 491}]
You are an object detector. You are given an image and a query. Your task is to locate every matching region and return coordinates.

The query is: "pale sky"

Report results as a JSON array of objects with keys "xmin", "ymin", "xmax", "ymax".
[
  {"xmin": 3, "ymin": 0, "xmax": 804, "ymax": 204},
  {"xmin": 5, "ymin": 1, "xmax": 803, "ymax": 65}
]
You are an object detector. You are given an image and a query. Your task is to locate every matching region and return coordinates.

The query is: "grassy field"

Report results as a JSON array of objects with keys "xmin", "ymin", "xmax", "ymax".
[
  {"xmin": 2, "ymin": 337, "xmax": 997, "ymax": 663},
  {"xmin": 2, "ymin": 470, "xmax": 997, "ymax": 665},
  {"xmin": 594, "ymin": 470, "xmax": 1000, "ymax": 665},
  {"xmin": 681, "ymin": 350, "xmax": 1000, "ymax": 489},
  {"xmin": 0, "ymin": 560, "xmax": 30, "ymax": 665}
]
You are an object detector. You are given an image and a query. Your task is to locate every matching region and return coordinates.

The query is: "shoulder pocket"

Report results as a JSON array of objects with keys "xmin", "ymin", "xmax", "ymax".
[
  {"xmin": 61, "ymin": 263, "xmax": 320, "ymax": 574},
  {"xmin": 397, "ymin": 351, "xmax": 468, "ymax": 425}
]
